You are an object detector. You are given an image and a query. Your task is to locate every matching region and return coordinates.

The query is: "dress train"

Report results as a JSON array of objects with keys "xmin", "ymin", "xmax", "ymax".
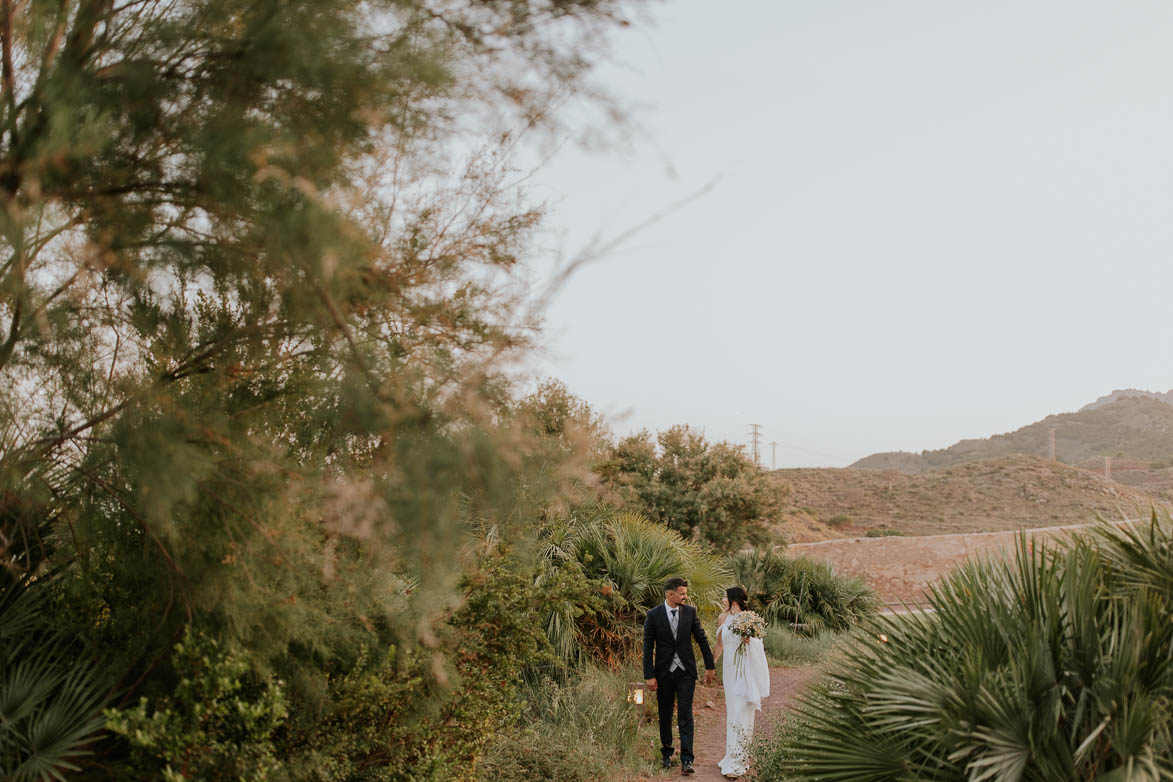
[{"xmin": 717, "ymin": 618, "xmax": 770, "ymax": 777}]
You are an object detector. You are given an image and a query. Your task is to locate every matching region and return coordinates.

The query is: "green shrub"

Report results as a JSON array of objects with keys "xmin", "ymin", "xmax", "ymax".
[
  {"xmin": 101, "ymin": 545, "xmax": 558, "ymax": 782},
  {"xmin": 864, "ymin": 528, "xmax": 902, "ymax": 538},
  {"xmin": 105, "ymin": 628, "xmax": 288, "ymax": 782},
  {"xmin": 751, "ymin": 707, "xmax": 817, "ymax": 781},
  {"xmin": 828, "ymin": 514, "xmax": 851, "ymax": 527},
  {"xmin": 728, "ymin": 547, "xmax": 878, "ymax": 633},
  {"xmin": 575, "ymin": 512, "xmax": 729, "ymax": 614},
  {"xmin": 763, "ymin": 519, "xmax": 1173, "ymax": 780},
  {"xmin": 476, "ymin": 664, "xmax": 655, "ymax": 782},
  {"xmin": 281, "ymin": 545, "xmax": 558, "ymax": 780},
  {"xmin": 273, "ymin": 641, "xmax": 456, "ymax": 782},
  {"xmin": 598, "ymin": 426, "xmax": 781, "ymax": 552},
  {"xmin": 761, "ymin": 625, "xmax": 843, "ymax": 666}
]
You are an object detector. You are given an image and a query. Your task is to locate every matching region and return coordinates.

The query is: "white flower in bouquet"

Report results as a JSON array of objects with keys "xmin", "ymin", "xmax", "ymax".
[{"xmin": 726, "ymin": 611, "xmax": 766, "ymax": 676}]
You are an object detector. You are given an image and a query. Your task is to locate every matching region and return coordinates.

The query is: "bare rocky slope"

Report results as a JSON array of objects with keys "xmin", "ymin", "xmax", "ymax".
[
  {"xmin": 1080, "ymin": 388, "xmax": 1173, "ymax": 411},
  {"xmin": 849, "ymin": 396, "xmax": 1173, "ymax": 500},
  {"xmin": 771, "ymin": 454, "xmax": 1166, "ymax": 539}
]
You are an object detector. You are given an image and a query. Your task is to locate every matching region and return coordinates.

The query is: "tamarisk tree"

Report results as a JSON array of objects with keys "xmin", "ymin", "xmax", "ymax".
[
  {"xmin": 599, "ymin": 425, "xmax": 782, "ymax": 553},
  {"xmin": 0, "ymin": 0, "xmax": 634, "ymax": 777}
]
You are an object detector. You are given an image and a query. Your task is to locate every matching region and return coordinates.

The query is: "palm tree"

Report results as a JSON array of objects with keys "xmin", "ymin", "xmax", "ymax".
[
  {"xmin": 728, "ymin": 546, "xmax": 877, "ymax": 632},
  {"xmin": 574, "ymin": 512, "xmax": 730, "ymax": 615},
  {"xmin": 0, "ymin": 571, "xmax": 109, "ymax": 781},
  {"xmin": 535, "ymin": 510, "xmax": 732, "ymax": 667},
  {"xmin": 772, "ymin": 519, "xmax": 1173, "ymax": 781}
]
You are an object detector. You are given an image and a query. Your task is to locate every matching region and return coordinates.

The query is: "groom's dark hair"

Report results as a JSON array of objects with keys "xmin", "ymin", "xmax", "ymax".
[{"xmin": 663, "ymin": 577, "xmax": 688, "ymax": 593}]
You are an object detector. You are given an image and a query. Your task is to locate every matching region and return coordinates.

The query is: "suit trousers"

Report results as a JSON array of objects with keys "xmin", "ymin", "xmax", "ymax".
[{"xmin": 656, "ymin": 667, "xmax": 696, "ymax": 762}]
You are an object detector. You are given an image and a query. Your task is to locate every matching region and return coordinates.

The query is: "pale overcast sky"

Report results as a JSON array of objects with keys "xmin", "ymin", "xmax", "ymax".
[{"xmin": 530, "ymin": 0, "xmax": 1173, "ymax": 468}]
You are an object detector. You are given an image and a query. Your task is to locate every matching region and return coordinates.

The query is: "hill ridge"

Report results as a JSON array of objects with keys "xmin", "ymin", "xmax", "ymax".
[
  {"xmin": 850, "ymin": 395, "xmax": 1173, "ymax": 479},
  {"xmin": 1080, "ymin": 388, "xmax": 1173, "ymax": 411}
]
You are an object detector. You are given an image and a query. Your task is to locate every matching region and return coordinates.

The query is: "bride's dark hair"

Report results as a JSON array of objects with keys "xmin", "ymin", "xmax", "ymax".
[{"xmin": 726, "ymin": 586, "xmax": 749, "ymax": 611}]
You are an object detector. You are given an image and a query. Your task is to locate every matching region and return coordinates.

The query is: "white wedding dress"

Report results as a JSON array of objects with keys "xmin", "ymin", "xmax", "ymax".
[{"xmin": 717, "ymin": 616, "xmax": 771, "ymax": 777}]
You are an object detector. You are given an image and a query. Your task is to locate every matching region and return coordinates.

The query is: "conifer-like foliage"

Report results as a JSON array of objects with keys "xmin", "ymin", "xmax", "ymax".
[{"xmin": 0, "ymin": 1, "xmax": 635, "ymax": 777}]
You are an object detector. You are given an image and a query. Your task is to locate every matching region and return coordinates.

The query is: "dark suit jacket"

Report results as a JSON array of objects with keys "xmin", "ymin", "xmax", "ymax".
[{"xmin": 643, "ymin": 602, "xmax": 716, "ymax": 680}]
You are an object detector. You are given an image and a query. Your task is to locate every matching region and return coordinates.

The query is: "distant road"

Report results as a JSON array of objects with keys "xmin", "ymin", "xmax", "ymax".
[{"xmin": 787, "ymin": 520, "xmax": 1143, "ymax": 605}]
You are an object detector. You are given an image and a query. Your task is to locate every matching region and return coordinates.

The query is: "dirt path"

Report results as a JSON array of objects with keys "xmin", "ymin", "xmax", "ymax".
[{"xmin": 632, "ymin": 666, "xmax": 820, "ymax": 781}]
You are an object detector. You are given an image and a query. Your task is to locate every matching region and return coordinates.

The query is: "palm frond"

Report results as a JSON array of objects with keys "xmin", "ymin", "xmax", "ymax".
[
  {"xmin": 765, "ymin": 520, "xmax": 1173, "ymax": 781},
  {"xmin": 0, "ymin": 572, "xmax": 110, "ymax": 781}
]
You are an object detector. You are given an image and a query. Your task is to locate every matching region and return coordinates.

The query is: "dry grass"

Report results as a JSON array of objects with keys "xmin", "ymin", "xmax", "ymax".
[{"xmin": 771, "ymin": 454, "xmax": 1167, "ymax": 538}]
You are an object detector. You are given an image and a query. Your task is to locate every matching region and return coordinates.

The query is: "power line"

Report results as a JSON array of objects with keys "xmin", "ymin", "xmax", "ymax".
[
  {"xmin": 768, "ymin": 434, "xmax": 848, "ymax": 463},
  {"xmin": 743, "ymin": 425, "xmax": 853, "ymax": 466}
]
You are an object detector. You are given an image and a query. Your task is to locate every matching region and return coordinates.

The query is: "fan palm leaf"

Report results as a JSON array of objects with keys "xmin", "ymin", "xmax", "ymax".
[
  {"xmin": 534, "ymin": 510, "xmax": 732, "ymax": 663},
  {"xmin": 576, "ymin": 511, "xmax": 730, "ymax": 616},
  {"xmin": 770, "ymin": 525, "xmax": 1173, "ymax": 781},
  {"xmin": 0, "ymin": 572, "xmax": 109, "ymax": 781},
  {"xmin": 728, "ymin": 546, "xmax": 878, "ymax": 632}
]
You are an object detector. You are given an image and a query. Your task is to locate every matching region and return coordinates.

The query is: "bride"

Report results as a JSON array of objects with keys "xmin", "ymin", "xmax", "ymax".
[{"xmin": 713, "ymin": 586, "xmax": 770, "ymax": 779}]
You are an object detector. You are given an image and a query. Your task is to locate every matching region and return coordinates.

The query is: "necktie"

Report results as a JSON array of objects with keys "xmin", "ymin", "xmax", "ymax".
[{"xmin": 668, "ymin": 608, "xmax": 683, "ymax": 672}]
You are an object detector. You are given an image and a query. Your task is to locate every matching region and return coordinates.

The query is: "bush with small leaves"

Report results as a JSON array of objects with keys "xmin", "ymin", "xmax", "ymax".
[{"xmin": 104, "ymin": 629, "xmax": 287, "ymax": 782}]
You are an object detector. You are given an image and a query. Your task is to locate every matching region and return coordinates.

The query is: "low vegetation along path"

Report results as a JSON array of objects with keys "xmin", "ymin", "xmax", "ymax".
[{"xmin": 636, "ymin": 666, "xmax": 820, "ymax": 782}]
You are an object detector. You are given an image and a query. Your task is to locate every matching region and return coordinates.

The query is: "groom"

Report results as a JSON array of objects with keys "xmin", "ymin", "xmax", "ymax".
[{"xmin": 644, "ymin": 577, "xmax": 716, "ymax": 776}]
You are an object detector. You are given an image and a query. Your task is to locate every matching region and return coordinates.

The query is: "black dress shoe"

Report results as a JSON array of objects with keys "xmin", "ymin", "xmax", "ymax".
[{"xmin": 681, "ymin": 760, "xmax": 695, "ymax": 775}]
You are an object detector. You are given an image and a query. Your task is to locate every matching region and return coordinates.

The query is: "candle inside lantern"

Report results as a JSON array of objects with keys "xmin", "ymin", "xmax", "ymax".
[{"xmin": 626, "ymin": 682, "xmax": 647, "ymax": 706}]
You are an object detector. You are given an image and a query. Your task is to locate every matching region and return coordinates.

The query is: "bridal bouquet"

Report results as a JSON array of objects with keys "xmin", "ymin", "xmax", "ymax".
[{"xmin": 727, "ymin": 611, "xmax": 766, "ymax": 676}]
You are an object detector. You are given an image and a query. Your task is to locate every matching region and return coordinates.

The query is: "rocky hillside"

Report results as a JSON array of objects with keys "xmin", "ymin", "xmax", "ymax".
[
  {"xmin": 772, "ymin": 454, "xmax": 1166, "ymax": 538},
  {"xmin": 850, "ymin": 396, "xmax": 1173, "ymax": 480},
  {"xmin": 770, "ymin": 507, "xmax": 847, "ymax": 544},
  {"xmin": 1080, "ymin": 388, "xmax": 1173, "ymax": 411}
]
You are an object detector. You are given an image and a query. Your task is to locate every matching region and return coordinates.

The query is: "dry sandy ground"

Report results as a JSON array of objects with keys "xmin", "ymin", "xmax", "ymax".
[
  {"xmin": 628, "ymin": 666, "xmax": 820, "ymax": 782},
  {"xmin": 787, "ymin": 520, "xmax": 1140, "ymax": 604}
]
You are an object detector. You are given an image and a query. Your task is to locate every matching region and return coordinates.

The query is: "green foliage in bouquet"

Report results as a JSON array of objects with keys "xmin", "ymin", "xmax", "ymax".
[{"xmin": 763, "ymin": 517, "xmax": 1173, "ymax": 781}]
